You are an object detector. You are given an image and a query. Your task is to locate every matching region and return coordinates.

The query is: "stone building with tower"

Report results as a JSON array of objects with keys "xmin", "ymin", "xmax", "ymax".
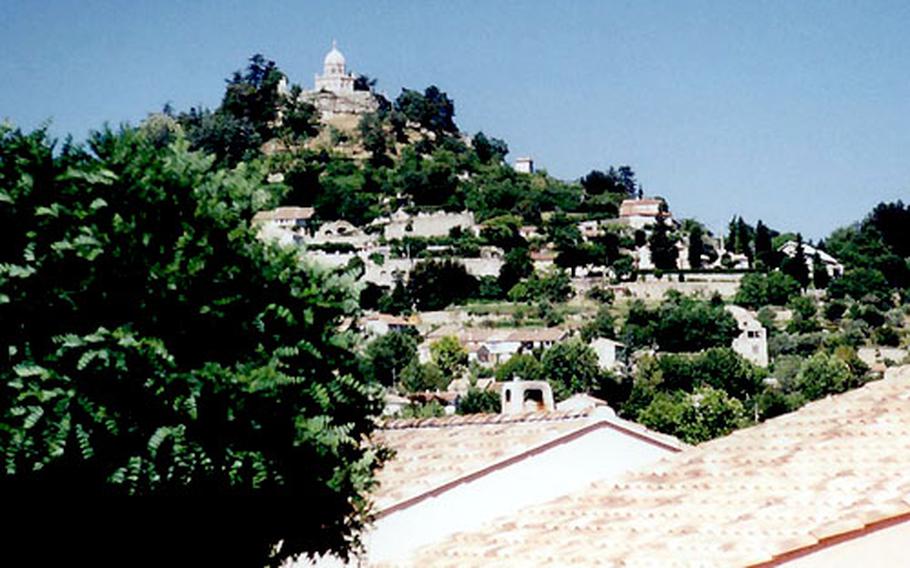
[{"xmin": 297, "ymin": 41, "xmax": 379, "ymax": 119}]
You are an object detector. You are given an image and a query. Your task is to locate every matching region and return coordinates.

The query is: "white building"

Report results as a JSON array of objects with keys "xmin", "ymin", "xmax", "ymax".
[
  {"xmin": 513, "ymin": 156, "xmax": 534, "ymax": 174},
  {"xmin": 298, "ymin": 41, "xmax": 378, "ymax": 119},
  {"xmin": 618, "ymin": 197, "xmax": 672, "ymax": 229},
  {"xmin": 322, "ymin": 400, "xmax": 684, "ymax": 566},
  {"xmin": 725, "ymin": 304, "xmax": 769, "ymax": 367},
  {"xmin": 589, "ymin": 337, "xmax": 625, "ymax": 371},
  {"xmin": 779, "ymin": 240, "xmax": 844, "ymax": 279}
]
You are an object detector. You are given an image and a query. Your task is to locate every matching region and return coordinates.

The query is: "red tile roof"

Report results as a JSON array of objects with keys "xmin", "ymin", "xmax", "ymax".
[
  {"xmin": 372, "ymin": 408, "xmax": 684, "ymax": 516},
  {"xmin": 404, "ymin": 366, "xmax": 910, "ymax": 567}
]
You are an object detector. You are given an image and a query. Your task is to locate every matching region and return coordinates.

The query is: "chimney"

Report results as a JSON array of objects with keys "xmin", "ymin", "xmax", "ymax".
[{"xmin": 500, "ymin": 380, "xmax": 555, "ymax": 414}]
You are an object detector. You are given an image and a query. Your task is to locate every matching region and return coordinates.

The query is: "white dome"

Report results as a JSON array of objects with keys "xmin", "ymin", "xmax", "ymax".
[{"xmin": 324, "ymin": 41, "xmax": 345, "ymax": 67}]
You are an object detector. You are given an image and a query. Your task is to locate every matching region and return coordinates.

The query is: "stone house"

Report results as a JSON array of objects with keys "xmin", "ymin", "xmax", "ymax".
[{"xmin": 726, "ymin": 304, "xmax": 769, "ymax": 367}]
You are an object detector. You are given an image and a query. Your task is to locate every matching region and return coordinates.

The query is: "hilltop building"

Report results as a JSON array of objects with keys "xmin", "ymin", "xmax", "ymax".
[
  {"xmin": 513, "ymin": 156, "xmax": 534, "ymax": 174},
  {"xmin": 297, "ymin": 41, "xmax": 379, "ymax": 119},
  {"xmin": 618, "ymin": 196, "xmax": 672, "ymax": 229}
]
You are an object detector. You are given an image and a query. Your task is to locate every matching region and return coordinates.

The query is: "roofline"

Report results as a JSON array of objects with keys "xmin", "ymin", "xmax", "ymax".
[
  {"xmin": 749, "ymin": 511, "xmax": 910, "ymax": 567},
  {"xmin": 376, "ymin": 417, "xmax": 683, "ymax": 519}
]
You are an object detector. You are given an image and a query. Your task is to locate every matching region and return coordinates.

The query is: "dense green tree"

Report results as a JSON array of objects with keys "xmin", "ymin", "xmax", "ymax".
[
  {"xmin": 734, "ymin": 271, "xmax": 801, "ymax": 308},
  {"xmin": 827, "ymin": 267, "xmax": 891, "ymax": 302},
  {"xmin": 687, "ymin": 224, "xmax": 704, "ymax": 269},
  {"xmin": 781, "ymin": 233, "xmax": 810, "ymax": 288},
  {"xmin": 648, "ymin": 215, "xmax": 679, "ymax": 270},
  {"xmin": 364, "ymin": 331, "xmax": 418, "ymax": 386},
  {"xmin": 623, "ymin": 293, "xmax": 738, "ymax": 352},
  {"xmin": 754, "ymin": 220, "xmax": 775, "ymax": 269},
  {"xmin": 812, "ymin": 252, "xmax": 830, "ymax": 289},
  {"xmin": 457, "ymin": 388, "xmax": 500, "ymax": 414},
  {"xmin": 472, "ymin": 131, "xmax": 508, "ymax": 164},
  {"xmin": 277, "ymin": 85, "xmax": 320, "ymax": 141},
  {"xmin": 0, "ymin": 125, "xmax": 383, "ymax": 565},
  {"xmin": 178, "ymin": 106, "xmax": 261, "ymax": 168},
  {"xmin": 407, "ymin": 259, "xmax": 478, "ymax": 310},
  {"xmin": 581, "ymin": 305, "xmax": 616, "ymax": 342},
  {"xmin": 495, "ymin": 353, "xmax": 543, "ymax": 382},
  {"xmin": 507, "ymin": 268, "xmax": 573, "ymax": 304},
  {"xmin": 793, "ymin": 352, "xmax": 856, "ymax": 401},
  {"xmin": 498, "ymin": 247, "xmax": 534, "ymax": 292},
  {"xmin": 429, "ymin": 336, "xmax": 468, "ymax": 380},
  {"xmin": 540, "ymin": 339, "xmax": 606, "ymax": 400},
  {"xmin": 394, "ymin": 85, "xmax": 457, "ymax": 134},
  {"xmin": 638, "ymin": 386, "xmax": 747, "ymax": 445},
  {"xmin": 400, "ymin": 360, "xmax": 447, "ymax": 392},
  {"xmin": 786, "ymin": 296, "xmax": 821, "ymax": 334},
  {"xmin": 221, "ymin": 54, "xmax": 284, "ymax": 140}
]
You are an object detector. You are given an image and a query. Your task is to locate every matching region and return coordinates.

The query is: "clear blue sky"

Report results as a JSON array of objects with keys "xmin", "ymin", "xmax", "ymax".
[{"xmin": 3, "ymin": 0, "xmax": 909, "ymax": 239}]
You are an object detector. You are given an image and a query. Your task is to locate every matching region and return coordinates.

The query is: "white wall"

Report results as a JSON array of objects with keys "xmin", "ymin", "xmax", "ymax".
[
  {"xmin": 361, "ymin": 425, "xmax": 675, "ymax": 565},
  {"xmin": 783, "ymin": 518, "xmax": 910, "ymax": 567}
]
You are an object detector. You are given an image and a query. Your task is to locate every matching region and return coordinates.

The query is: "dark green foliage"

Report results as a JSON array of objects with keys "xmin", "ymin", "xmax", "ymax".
[
  {"xmin": 781, "ymin": 234, "xmax": 810, "ymax": 288},
  {"xmin": 358, "ymin": 112, "xmax": 392, "ymax": 167},
  {"xmin": 579, "ymin": 166, "xmax": 636, "ymax": 196},
  {"xmin": 872, "ymin": 325, "xmax": 901, "ymax": 346},
  {"xmin": 540, "ymin": 339, "xmax": 607, "ymax": 401},
  {"xmin": 734, "ymin": 271, "xmax": 801, "ymax": 308},
  {"xmin": 812, "ymin": 253, "xmax": 830, "ymax": 289},
  {"xmin": 508, "ymin": 269, "xmax": 573, "ymax": 304},
  {"xmin": 400, "ymin": 361, "xmax": 448, "ymax": 393},
  {"xmin": 652, "ymin": 348, "xmax": 763, "ymax": 400},
  {"xmin": 622, "ymin": 292, "xmax": 739, "ymax": 352},
  {"xmin": 472, "ymin": 132, "xmax": 508, "ymax": 164},
  {"xmin": 407, "ymin": 259, "xmax": 478, "ymax": 310},
  {"xmin": 827, "ymin": 267, "xmax": 891, "ymax": 302},
  {"xmin": 648, "ymin": 216, "xmax": 679, "ymax": 270},
  {"xmin": 429, "ymin": 336, "xmax": 468, "ymax": 380},
  {"xmin": 495, "ymin": 354, "xmax": 543, "ymax": 382},
  {"xmin": 786, "ymin": 296, "xmax": 821, "ymax": 334},
  {"xmin": 792, "ymin": 352, "xmax": 857, "ymax": 401},
  {"xmin": 824, "ymin": 299, "xmax": 848, "ymax": 321},
  {"xmin": 687, "ymin": 224, "xmax": 704, "ymax": 269},
  {"xmin": 754, "ymin": 220, "xmax": 776, "ymax": 269},
  {"xmin": 394, "ymin": 86, "xmax": 457, "ymax": 134},
  {"xmin": 457, "ymin": 388, "xmax": 500, "ymax": 414},
  {"xmin": 581, "ymin": 305, "xmax": 616, "ymax": 342},
  {"xmin": 636, "ymin": 386, "xmax": 747, "ymax": 445},
  {"xmin": 179, "ymin": 106, "xmax": 262, "ymax": 168},
  {"xmin": 0, "ymin": 125, "xmax": 383, "ymax": 565},
  {"xmin": 364, "ymin": 332, "xmax": 418, "ymax": 386}
]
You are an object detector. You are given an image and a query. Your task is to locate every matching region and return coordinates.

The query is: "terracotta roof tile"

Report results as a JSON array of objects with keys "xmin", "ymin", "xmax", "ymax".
[
  {"xmin": 402, "ymin": 366, "xmax": 910, "ymax": 567},
  {"xmin": 371, "ymin": 408, "xmax": 684, "ymax": 514}
]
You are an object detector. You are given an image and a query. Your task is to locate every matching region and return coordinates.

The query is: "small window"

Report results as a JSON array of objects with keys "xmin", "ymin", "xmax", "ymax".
[{"xmin": 505, "ymin": 389, "xmax": 512, "ymax": 403}]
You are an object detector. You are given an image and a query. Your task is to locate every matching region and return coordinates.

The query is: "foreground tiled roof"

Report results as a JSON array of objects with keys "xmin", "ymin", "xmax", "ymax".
[
  {"xmin": 404, "ymin": 366, "xmax": 910, "ymax": 567},
  {"xmin": 372, "ymin": 408, "xmax": 684, "ymax": 515}
]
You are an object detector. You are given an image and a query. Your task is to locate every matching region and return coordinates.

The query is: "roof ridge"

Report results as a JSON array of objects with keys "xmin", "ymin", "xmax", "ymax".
[{"xmin": 380, "ymin": 408, "xmax": 593, "ymax": 430}]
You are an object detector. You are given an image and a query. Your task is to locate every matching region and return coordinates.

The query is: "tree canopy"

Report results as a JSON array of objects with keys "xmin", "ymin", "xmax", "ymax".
[{"xmin": 0, "ymin": 124, "xmax": 383, "ymax": 565}]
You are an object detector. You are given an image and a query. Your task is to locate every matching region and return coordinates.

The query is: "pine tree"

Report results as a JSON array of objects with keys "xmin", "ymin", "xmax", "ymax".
[
  {"xmin": 754, "ymin": 220, "xmax": 774, "ymax": 270},
  {"xmin": 688, "ymin": 225, "xmax": 704, "ymax": 269},
  {"xmin": 812, "ymin": 252, "xmax": 830, "ymax": 289},
  {"xmin": 649, "ymin": 214, "xmax": 679, "ymax": 270}
]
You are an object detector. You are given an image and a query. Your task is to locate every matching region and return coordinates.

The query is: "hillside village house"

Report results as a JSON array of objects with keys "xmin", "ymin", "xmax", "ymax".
[
  {"xmin": 779, "ymin": 240, "xmax": 845, "ymax": 279},
  {"xmin": 726, "ymin": 304, "xmax": 770, "ymax": 367},
  {"xmin": 618, "ymin": 196, "xmax": 672, "ymax": 229},
  {"xmin": 401, "ymin": 365, "xmax": 910, "ymax": 567},
  {"xmin": 362, "ymin": 313, "xmax": 416, "ymax": 336},
  {"xmin": 588, "ymin": 337, "xmax": 625, "ymax": 371},
  {"xmin": 422, "ymin": 327, "xmax": 568, "ymax": 367},
  {"xmin": 301, "ymin": 381, "xmax": 684, "ymax": 566}
]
